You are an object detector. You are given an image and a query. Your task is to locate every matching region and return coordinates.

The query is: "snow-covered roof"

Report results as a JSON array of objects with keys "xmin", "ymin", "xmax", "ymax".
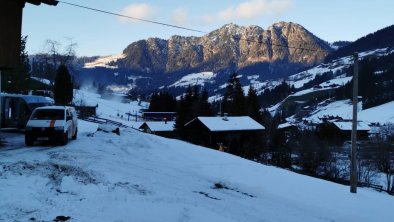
[
  {"xmin": 188, "ymin": 116, "xmax": 265, "ymax": 132},
  {"xmin": 333, "ymin": 121, "xmax": 371, "ymax": 131},
  {"xmin": 35, "ymin": 106, "xmax": 72, "ymax": 110},
  {"xmin": 278, "ymin": 122, "xmax": 295, "ymax": 129},
  {"xmin": 0, "ymin": 94, "xmax": 51, "ymax": 104},
  {"xmin": 140, "ymin": 121, "xmax": 175, "ymax": 132}
]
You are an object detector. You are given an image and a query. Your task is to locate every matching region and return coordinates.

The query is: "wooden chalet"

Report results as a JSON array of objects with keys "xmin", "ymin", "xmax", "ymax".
[
  {"xmin": 142, "ymin": 112, "xmax": 176, "ymax": 121},
  {"xmin": 277, "ymin": 122, "xmax": 300, "ymax": 141},
  {"xmin": 184, "ymin": 116, "xmax": 265, "ymax": 150},
  {"xmin": 317, "ymin": 120, "xmax": 371, "ymax": 142},
  {"xmin": 139, "ymin": 121, "xmax": 176, "ymax": 138}
]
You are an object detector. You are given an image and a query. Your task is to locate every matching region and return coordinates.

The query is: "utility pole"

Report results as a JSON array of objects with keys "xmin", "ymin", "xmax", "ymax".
[
  {"xmin": 350, "ymin": 52, "xmax": 359, "ymax": 193},
  {"xmin": 0, "ymin": 70, "xmax": 2, "ymax": 145}
]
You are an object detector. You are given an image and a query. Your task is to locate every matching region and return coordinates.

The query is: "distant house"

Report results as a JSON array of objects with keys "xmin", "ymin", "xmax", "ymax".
[
  {"xmin": 139, "ymin": 121, "xmax": 175, "ymax": 138},
  {"xmin": 332, "ymin": 121, "xmax": 371, "ymax": 139},
  {"xmin": 142, "ymin": 112, "xmax": 176, "ymax": 121},
  {"xmin": 317, "ymin": 120, "xmax": 371, "ymax": 141},
  {"xmin": 277, "ymin": 122, "xmax": 300, "ymax": 142},
  {"xmin": 184, "ymin": 116, "xmax": 265, "ymax": 150}
]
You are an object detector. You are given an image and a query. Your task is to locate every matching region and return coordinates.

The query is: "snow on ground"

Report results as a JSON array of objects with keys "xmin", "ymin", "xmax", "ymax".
[
  {"xmin": 169, "ymin": 72, "xmax": 216, "ymax": 88},
  {"xmin": 83, "ymin": 54, "xmax": 126, "ymax": 69},
  {"xmin": 306, "ymin": 100, "xmax": 353, "ymax": 123},
  {"xmin": 1, "ymin": 89, "xmax": 393, "ymax": 221},
  {"xmin": 73, "ymin": 89, "xmax": 148, "ymax": 119},
  {"xmin": 319, "ymin": 76, "xmax": 352, "ymax": 87},
  {"xmin": 287, "ymin": 48, "xmax": 392, "ymax": 90},
  {"xmin": 31, "ymin": 77, "xmax": 51, "ymax": 85},
  {"xmin": 359, "ymin": 101, "xmax": 394, "ymax": 124},
  {"xmin": 305, "ymin": 99, "xmax": 394, "ymax": 125},
  {"xmin": 1, "ymin": 122, "xmax": 393, "ymax": 222}
]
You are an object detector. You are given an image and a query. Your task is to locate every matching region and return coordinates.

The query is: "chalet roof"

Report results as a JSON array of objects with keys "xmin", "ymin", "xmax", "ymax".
[
  {"xmin": 333, "ymin": 121, "xmax": 371, "ymax": 131},
  {"xmin": 186, "ymin": 116, "xmax": 265, "ymax": 132},
  {"xmin": 26, "ymin": 0, "xmax": 59, "ymax": 6},
  {"xmin": 278, "ymin": 122, "xmax": 296, "ymax": 129},
  {"xmin": 139, "ymin": 121, "xmax": 175, "ymax": 132}
]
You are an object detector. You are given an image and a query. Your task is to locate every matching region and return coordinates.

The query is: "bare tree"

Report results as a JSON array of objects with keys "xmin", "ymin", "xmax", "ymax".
[
  {"xmin": 375, "ymin": 143, "xmax": 394, "ymax": 192},
  {"xmin": 32, "ymin": 38, "xmax": 77, "ymax": 83},
  {"xmin": 44, "ymin": 38, "xmax": 77, "ymax": 67}
]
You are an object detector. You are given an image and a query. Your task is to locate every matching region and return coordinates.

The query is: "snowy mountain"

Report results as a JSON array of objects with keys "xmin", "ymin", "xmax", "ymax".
[
  {"xmin": 0, "ymin": 89, "xmax": 393, "ymax": 222},
  {"xmin": 75, "ymin": 22, "xmax": 332, "ymax": 96}
]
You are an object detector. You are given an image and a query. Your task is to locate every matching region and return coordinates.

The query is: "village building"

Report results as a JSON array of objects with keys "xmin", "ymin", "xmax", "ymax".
[
  {"xmin": 277, "ymin": 122, "xmax": 300, "ymax": 142},
  {"xmin": 142, "ymin": 112, "xmax": 176, "ymax": 121},
  {"xmin": 184, "ymin": 116, "xmax": 265, "ymax": 150},
  {"xmin": 317, "ymin": 120, "xmax": 371, "ymax": 142},
  {"xmin": 139, "ymin": 121, "xmax": 176, "ymax": 138}
]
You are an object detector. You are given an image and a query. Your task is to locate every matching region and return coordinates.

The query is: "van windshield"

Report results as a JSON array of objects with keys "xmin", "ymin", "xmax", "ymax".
[{"xmin": 31, "ymin": 109, "xmax": 64, "ymax": 120}]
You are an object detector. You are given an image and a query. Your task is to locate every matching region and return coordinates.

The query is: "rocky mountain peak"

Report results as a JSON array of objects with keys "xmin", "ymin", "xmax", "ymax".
[{"xmin": 121, "ymin": 22, "xmax": 331, "ymax": 76}]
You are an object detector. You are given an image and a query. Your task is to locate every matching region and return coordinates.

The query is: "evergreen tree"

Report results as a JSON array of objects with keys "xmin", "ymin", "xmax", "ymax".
[
  {"xmin": 199, "ymin": 88, "xmax": 212, "ymax": 116},
  {"xmin": 246, "ymin": 85, "xmax": 262, "ymax": 122},
  {"xmin": 54, "ymin": 65, "xmax": 73, "ymax": 105},
  {"xmin": 223, "ymin": 72, "xmax": 246, "ymax": 116},
  {"xmin": 148, "ymin": 91, "xmax": 177, "ymax": 112},
  {"xmin": 175, "ymin": 86, "xmax": 213, "ymax": 138}
]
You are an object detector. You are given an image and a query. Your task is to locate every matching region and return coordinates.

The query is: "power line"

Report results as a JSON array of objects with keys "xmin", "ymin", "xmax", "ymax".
[
  {"xmin": 58, "ymin": 1, "xmax": 328, "ymax": 52},
  {"xmin": 58, "ymin": 1, "xmax": 207, "ymax": 34}
]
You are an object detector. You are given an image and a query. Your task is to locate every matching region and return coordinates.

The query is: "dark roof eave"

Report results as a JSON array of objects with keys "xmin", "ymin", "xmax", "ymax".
[
  {"xmin": 209, "ymin": 129, "xmax": 265, "ymax": 133},
  {"xmin": 25, "ymin": 0, "xmax": 59, "ymax": 6}
]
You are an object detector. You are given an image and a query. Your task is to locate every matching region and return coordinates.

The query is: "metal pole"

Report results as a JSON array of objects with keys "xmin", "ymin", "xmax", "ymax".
[
  {"xmin": 0, "ymin": 70, "xmax": 2, "ymax": 145},
  {"xmin": 350, "ymin": 52, "xmax": 359, "ymax": 193}
]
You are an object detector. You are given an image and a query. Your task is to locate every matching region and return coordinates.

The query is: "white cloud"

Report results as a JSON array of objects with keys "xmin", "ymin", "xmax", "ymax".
[
  {"xmin": 119, "ymin": 3, "xmax": 156, "ymax": 22},
  {"xmin": 171, "ymin": 7, "xmax": 189, "ymax": 26},
  {"xmin": 217, "ymin": 0, "xmax": 293, "ymax": 21}
]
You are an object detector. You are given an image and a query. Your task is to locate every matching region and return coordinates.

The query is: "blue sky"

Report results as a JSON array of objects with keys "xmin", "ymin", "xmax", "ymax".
[{"xmin": 23, "ymin": 0, "xmax": 394, "ymax": 56}]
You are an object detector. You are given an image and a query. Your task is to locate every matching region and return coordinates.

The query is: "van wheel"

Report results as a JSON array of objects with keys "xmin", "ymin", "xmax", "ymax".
[
  {"xmin": 72, "ymin": 128, "xmax": 78, "ymax": 140},
  {"xmin": 61, "ymin": 132, "xmax": 68, "ymax": 146},
  {"xmin": 25, "ymin": 135, "xmax": 34, "ymax": 146}
]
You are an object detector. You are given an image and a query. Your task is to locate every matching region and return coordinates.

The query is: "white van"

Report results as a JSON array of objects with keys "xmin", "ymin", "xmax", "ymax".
[{"xmin": 25, "ymin": 106, "xmax": 78, "ymax": 146}]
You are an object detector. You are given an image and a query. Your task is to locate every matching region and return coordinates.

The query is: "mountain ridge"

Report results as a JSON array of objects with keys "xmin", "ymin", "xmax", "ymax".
[{"xmin": 120, "ymin": 21, "xmax": 332, "ymax": 76}]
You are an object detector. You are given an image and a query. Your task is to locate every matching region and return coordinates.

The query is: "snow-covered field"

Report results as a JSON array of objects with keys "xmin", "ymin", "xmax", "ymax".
[
  {"xmin": 169, "ymin": 72, "xmax": 217, "ymax": 88},
  {"xmin": 0, "ymin": 90, "xmax": 393, "ymax": 221},
  {"xmin": 73, "ymin": 89, "xmax": 148, "ymax": 119},
  {"xmin": 305, "ymin": 99, "xmax": 394, "ymax": 124},
  {"xmin": 359, "ymin": 101, "xmax": 394, "ymax": 124},
  {"xmin": 83, "ymin": 54, "xmax": 126, "ymax": 69},
  {"xmin": 1, "ymin": 122, "xmax": 393, "ymax": 221}
]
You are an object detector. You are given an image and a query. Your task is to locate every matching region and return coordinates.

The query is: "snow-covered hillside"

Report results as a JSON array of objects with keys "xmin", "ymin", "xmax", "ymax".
[
  {"xmin": 359, "ymin": 101, "xmax": 394, "ymax": 124},
  {"xmin": 1, "ymin": 122, "xmax": 393, "ymax": 221},
  {"xmin": 84, "ymin": 54, "xmax": 126, "ymax": 69},
  {"xmin": 73, "ymin": 89, "xmax": 148, "ymax": 118},
  {"xmin": 0, "ymin": 90, "xmax": 393, "ymax": 221},
  {"xmin": 287, "ymin": 48, "xmax": 393, "ymax": 90},
  {"xmin": 169, "ymin": 72, "xmax": 217, "ymax": 88},
  {"xmin": 291, "ymin": 99, "xmax": 394, "ymax": 125}
]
